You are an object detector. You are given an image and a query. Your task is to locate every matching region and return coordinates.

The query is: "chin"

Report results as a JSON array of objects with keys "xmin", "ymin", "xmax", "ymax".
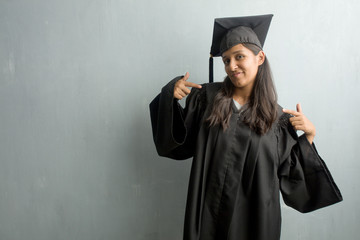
[{"xmin": 230, "ymin": 79, "xmax": 244, "ymax": 88}]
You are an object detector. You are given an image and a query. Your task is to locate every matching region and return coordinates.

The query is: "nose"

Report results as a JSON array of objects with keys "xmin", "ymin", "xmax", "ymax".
[{"xmin": 229, "ymin": 59, "xmax": 238, "ymax": 71}]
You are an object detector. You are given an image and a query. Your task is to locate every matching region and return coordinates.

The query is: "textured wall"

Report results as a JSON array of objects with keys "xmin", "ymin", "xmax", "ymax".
[{"xmin": 0, "ymin": 0, "xmax": 358, "ymax": 239}]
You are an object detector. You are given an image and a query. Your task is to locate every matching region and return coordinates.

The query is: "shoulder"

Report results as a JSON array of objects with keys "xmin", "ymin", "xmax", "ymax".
[
  {"xmin": 201, "ymin": 82, "xmax": 223, "ymax": 92},
  {"xmin": 275, "ymin": 104, "xmax": 291, "ymax": 129},
  {"xmin": 189, "ymin": 81, "xmax": 222, "ymax": 98},
  {"xmin": 200, "ymin": 82, "xmax": 223, "ymax": 101},
  {"xmin": 276, "ymin": 104, "xmax": 291, "ymax": 122},
  {"xmin": 186, "ymin": 82, "xmax": 222, "ymax": 108},
  {"xmin": 275, "ymin": 104, "xmax": 298, "ymax": 138}
]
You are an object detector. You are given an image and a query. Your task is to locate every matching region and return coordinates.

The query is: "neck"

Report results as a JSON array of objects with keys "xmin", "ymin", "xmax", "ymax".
[{"xmin": 232, "ymin": 87, "xmax": 251, "ymax": 105}]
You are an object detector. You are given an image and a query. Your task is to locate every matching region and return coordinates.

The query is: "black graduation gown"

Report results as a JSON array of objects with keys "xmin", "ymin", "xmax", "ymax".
[{"xmin": 149, "ymin": 77, "xmax": 342, "ymax": 240}]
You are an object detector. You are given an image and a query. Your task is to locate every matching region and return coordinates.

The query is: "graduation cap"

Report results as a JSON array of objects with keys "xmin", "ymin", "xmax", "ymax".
[{"xmin": 209, "ymin": 14, "xmax": 273, "ymax": 82}]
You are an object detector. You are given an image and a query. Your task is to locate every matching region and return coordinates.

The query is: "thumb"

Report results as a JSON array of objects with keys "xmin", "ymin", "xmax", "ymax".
[
  {"xmin": 183, "ymin": 72, "xmax": 190, "ymax": 81},
  {"xmin": 296, "ymin": 103, "xmax": 303, "ymax": 113}
]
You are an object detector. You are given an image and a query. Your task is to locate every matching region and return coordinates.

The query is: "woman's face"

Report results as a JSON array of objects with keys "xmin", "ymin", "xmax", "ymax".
[{"xmin": 222, "ymin": 44, "xmax": 265, "ymax": 91}]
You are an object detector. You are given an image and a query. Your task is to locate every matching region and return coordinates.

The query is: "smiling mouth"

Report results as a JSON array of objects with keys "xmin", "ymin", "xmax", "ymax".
[{"xmin": 232, "ymin": 72, "xmax": 243, "ymax": 77}]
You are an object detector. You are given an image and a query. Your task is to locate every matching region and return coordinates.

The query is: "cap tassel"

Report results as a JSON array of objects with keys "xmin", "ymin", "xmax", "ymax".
[{"xmin": 209, "ymin": 54, "xmax": 214, "ymax": 83}]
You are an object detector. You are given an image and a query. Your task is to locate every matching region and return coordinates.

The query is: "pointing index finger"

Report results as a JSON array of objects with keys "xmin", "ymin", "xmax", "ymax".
[
  {"xmin": 185, "ymin": 81, "xmax": 202, "ymax": 89},
  {"xmin": 282, "ymin": 108, "xmax": 300, "ymax": 116}
]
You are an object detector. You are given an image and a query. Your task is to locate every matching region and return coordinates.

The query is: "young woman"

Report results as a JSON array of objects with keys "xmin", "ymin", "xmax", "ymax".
[{"xmin": 150, "ymin": 14, "xmax": 342, "ymax": 240}]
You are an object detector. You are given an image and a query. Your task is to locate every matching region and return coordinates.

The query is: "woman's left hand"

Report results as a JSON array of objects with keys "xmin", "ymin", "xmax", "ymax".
[{"xmin": 282, "ymin": 103, "xmax": 316, "ymax": 144}]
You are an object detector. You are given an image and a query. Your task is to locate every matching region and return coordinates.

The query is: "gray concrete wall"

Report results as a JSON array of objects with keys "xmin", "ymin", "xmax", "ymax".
[{"xmin": 0, "ymin": 0, "xmax": 358, "ymax": 239}]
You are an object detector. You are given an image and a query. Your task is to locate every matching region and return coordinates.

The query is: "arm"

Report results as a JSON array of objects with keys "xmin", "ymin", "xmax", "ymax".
[
  {"xmin": 149, "ymin": 74, "xmax": 203, "ymax": 160},
  {"xmin": 277, "ymin": 113, "xmax": 342, "ymax": 213}
]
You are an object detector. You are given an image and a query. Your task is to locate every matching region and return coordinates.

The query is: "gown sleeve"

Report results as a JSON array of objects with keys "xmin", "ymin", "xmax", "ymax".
[
  {"xmin": 149, "ymin": 76, "xmax": 206, "ymax": 160},
  {"xmin": 277, "ymin": 113, "xmax": 343, "ymax": 213}
]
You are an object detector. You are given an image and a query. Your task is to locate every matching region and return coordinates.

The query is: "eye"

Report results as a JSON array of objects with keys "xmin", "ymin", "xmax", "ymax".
[
  {"xmin": 223, "ymin": 58, "xmax": 230, "ymax": 65},
  {"xmin": 236, "ymin": 55, "xmax": 244, "ymax": 60}
]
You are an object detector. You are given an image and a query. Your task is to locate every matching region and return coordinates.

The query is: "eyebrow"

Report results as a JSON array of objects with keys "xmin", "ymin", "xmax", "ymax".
[{"xmin": 222, "ymin": 50, "xmax": 245, "ymax": 58}]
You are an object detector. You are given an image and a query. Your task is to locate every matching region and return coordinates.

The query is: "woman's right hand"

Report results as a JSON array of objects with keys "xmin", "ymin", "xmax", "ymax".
[{"xmin": 173, "ymin": 72, "xmax": 202, "ymax": 100}]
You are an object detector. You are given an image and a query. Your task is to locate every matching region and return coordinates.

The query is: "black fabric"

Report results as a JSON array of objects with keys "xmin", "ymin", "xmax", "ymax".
[
  {"xmin": 149, "ymin": 78, "xmax": 343, "ymax": 240},
  {"xmin": 220, "ymin": 26, "xmax": 262, "ymax": 53},
  {"xmin": 209, "ymin": 56, "xmax": 213, "ymax": 83}
]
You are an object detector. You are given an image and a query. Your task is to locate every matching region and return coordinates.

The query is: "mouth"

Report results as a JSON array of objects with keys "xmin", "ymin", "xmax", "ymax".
[{"xmin": 232, "ymin": 72, "xmax": 243, "ymax": 77}]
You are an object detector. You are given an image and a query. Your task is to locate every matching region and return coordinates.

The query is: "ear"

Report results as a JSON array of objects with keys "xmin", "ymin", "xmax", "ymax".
[{"xmin": 257, "ymin": 51, "xmax": 265, "ymax": 66}]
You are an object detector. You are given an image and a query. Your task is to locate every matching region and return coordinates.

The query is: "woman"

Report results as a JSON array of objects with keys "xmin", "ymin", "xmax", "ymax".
[{"xmin": 150, "ymin": 14, "xmax": 342, "ymax": 240}]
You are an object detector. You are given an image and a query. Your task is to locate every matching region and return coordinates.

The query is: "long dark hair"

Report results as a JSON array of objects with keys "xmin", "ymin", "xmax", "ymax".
[{"xmin": 206, "ymin": 43, "xmax": 278, "ymax": 135}]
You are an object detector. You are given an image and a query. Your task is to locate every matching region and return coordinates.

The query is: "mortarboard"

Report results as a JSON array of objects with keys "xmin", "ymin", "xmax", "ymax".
[{"xmin": 209, "ymin": 14, "xmax": 273, "ymax": 83}]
